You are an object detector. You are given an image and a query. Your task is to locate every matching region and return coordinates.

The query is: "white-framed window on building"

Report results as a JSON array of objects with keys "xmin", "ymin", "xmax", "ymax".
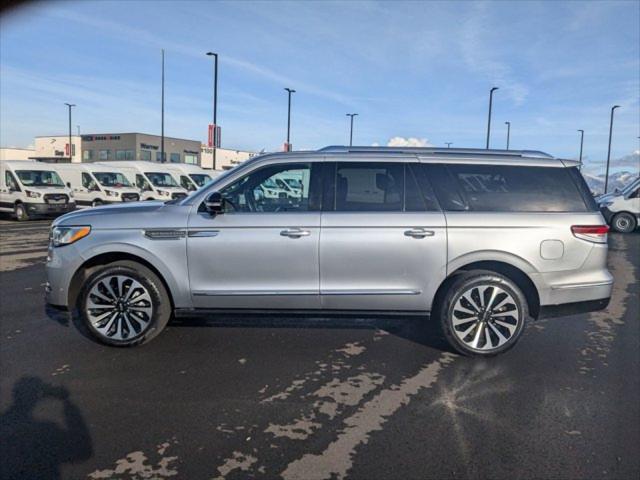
[
  {"xmin": 140, "ymin": 150, "xmax": 152, "ymax": 161},
  {"xmin": 83, "ymin": 150, "xmax": 93, "ymax": 161},
  {"xmin": 170, "ymin": 153, "xmax": 180, "ymax": 163},
  {"xmin": 99, "ymin": 150, "xmax": 111, "ymax": 161},
  {"xmin": 184, "ymin": 154, "xmax": 197, "ymax": 165}
]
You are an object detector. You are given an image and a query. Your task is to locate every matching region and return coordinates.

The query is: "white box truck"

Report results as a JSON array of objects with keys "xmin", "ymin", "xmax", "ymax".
[
  {"xmin": 55, "ymin": 163, "xmax": 141, "ymax": 208},
  {"xmin": 0, "ymin": 160, "xmax": 76, "ymax": 221}
]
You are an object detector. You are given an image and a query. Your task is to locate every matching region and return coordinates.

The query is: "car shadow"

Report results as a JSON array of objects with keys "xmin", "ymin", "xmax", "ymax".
[
  {"xmin": 0, "ymin": 376, "xmax": 93, "ymax": 480},
  {"xmin": 170, "ymin": 313, "xmax": 456, "ymax": 353}
]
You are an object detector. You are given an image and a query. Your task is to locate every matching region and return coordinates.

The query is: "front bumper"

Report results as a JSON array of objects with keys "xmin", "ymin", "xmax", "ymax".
[
  {"xmin": 600, "ymin": 206, "xmax": 615, "ymax": 223},
  {"xmin": 27, "ymin": 202, "xmax": 76, "ymax": 216},
  {"xmin": 45, "ymin": 242, "xmax": 85, "ymax": 309}
]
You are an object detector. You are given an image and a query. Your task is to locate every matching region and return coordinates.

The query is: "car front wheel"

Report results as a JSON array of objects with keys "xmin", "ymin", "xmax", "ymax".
[
  {"xmin": 437, "ymin": 271, "xmax": 528, "ymax": 356},
  {"xmin": 77, "ymin": 260, "xmax": 171, "ymax": 346},
  {"xmin": 14, "ymin": 203, "xmax": 29, "ymax": 221},
  {"xmin": 611, "ymin": 212, "xmax": 637, "ymax": 233}
]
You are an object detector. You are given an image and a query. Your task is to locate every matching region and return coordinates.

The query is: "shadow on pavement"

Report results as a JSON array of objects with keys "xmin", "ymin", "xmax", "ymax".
[
  {"xmin": 171, "ymin": 313, "xmax": 455, "ymax": 353},
  {"xmin": 0, "ymin": 376, "xmax": 93, "ymax": 480}
]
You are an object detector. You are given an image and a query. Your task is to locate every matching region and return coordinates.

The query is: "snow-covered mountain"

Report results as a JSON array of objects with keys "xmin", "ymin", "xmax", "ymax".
[{"xmin": 582, "ymin": 171, "xmax": 638, "ymax": 196}]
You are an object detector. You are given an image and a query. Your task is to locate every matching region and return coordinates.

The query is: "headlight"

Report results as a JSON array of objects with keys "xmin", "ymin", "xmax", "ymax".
[
  {"xmin": 105, "ymin": 190, "xmax": 119, "ymax": 197},
  {"xmin": 157, "ymin": 190, "xmax": 170, "ymax": 196},
  {"xmin": 50, "ymin": 226, "xmax": 91, "ymax": 247},
  {"xmin": 599, "ymin": 201, "xmax": 613, "ymax": 207},
  {"xmin": 25, "ymin": 190, "xmax": 41, "ymax": 198}
]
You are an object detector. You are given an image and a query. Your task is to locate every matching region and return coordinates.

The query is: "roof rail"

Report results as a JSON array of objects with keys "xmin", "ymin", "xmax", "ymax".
[{"xmin": 317, "ymin": 145, "xmax": 554, "ymax": 159}]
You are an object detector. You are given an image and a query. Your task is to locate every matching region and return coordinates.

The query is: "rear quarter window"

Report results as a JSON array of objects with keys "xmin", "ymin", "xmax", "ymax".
[{"xmin": 444, "ymin": 164, "xmax": 591, "ymax": 212}]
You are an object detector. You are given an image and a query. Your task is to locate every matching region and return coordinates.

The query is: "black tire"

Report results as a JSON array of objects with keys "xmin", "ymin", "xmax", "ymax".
[
  {"xmin": 436, "ymin": 270, "xmax": 528, "ymax": 357},
  {"xmin": 92, "ymin": 199, "xmax": 103, "ymax": 208},
  {"xmin": 14, "ymin": 203, "xmax": 29, "ymax": 221},
  {"xmin": 611, "ymin": 212, "xmax": 637, "ymax": 233},
  {"xmin": 76, "ymin": 260, "xmax": 171, "ymax": 347}
]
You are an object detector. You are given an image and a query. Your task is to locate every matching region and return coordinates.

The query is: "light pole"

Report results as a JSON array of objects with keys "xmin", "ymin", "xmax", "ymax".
[
  {"xmin": 64, "ymin": 103, "xmax": 75, "ymax": 162},
  {"xmin": 577, "ymin": 129, "xmax": 584, "ymax": 170},
  {"xmin": 445, "ymin": 142, "xmax": 453, "ymax": 148},
  {"xmin": 206, "ymin": 51, "xmax": 219, "ymax": 169},
  {"xmin": 604, "ymin": 105, "xmax": 620, "ymax": 194},
  {"xmin": 161, "ymin": 49, "xmax": 165, "ymax": 163},
  {"xmin": 77, "ymin": 125, "xmax": 80, "ymax": 136},
  {"xmin": 486, "ymin": 87, "xmax": 498, "ymax": 149},
  {"xmin": 346, "ymin": 113, "xmax": 358, "ymax": 146},
  {"xmin": 505, "ymin": 121, "xmax": 511, "ymax": 150},
  {"xmin": 284, "ymin": 88, "xmax": 295, "ymax": 151}
]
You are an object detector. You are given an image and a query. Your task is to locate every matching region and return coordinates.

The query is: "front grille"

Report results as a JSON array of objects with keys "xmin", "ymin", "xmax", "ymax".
[
  {"xmin": 121, "ymin": 193, "xmax": 140, "ymax": 202},
  {"xmin": 171, "ymin": 192, "xmax": 187, "ymax": 200},
  {"xmin": 44, "ymin": 193, "xmax": 69, "ymax": 204}
]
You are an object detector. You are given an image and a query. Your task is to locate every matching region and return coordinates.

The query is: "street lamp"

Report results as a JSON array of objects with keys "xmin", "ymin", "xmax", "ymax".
[
  {"xmin": 346, "ymin": 113, "xmax": 358, "ymax": 146},
  {"xmin": 64, "ymin": 103, "xmax": 75, "ymax": 162},
  {"xmin": 604, "ymin": 105, "xmax": 620, "ymax": 194},
  {"xmin": 445, "ymin": 142, "xmax": 453, "ymax": 148},
  {"xmin": 486, "ymin": 87, "xmax": 498, "ymax": 149},
  {"xmin": 206, "ymin": 51, "xmax": 219, "ymax": 169},
  {"xmin": 284, "ymin": 88, "xmax": 295, "ymax": 151},
  {"xmin": 505, "ymin": 121, "xmax": 511, "ymax": 150},
  {"xmin": 577, "ymin": 129, "xmax": 584, "ymax": 170},
  {"xmin": 161, "ymin": 49, "xmax": 165, "ymax": 163}
]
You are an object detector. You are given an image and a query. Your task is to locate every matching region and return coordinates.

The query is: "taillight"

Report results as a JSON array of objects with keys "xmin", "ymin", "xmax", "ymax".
[{"xmin": 571, "ymin": 225, "xmax": 609, "ymax": 243}]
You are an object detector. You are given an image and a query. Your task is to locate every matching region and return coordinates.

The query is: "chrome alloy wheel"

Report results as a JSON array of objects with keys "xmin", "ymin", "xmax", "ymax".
[
  {"xmin": 85, "ymin": 275, "xmax": 153, "ymax": 341},
  {"xmin": 451, "ymin": 285, "xmax": 520, "ymax": 351}
]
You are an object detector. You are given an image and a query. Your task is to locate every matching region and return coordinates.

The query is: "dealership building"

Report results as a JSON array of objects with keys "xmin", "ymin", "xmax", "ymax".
[{"xmin": 33, "ymin": 133, "xmax": 202, "ymax": 165}]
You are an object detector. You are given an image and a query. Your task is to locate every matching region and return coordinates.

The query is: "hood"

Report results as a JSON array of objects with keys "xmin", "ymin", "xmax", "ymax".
[
  {"xmin": 25, "ymin": 185, "xmax": 70, "ymax": 193},
  {"xmin": 52, "ymin": 200, "xmax": 187, "ymax": 229}
]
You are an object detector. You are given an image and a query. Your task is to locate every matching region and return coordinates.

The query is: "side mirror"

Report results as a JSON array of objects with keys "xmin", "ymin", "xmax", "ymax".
[
  {"xmin": 205, "ymin": 192, "xmax": 224, "ymax": 215},
  {"xmin": 66, "ymin": 182, "xmax": 71, "ymax": 188}
]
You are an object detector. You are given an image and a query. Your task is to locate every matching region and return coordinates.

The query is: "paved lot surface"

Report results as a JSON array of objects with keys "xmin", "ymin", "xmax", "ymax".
[{"xmin": 1, "ymin": 216, "xmax": 639, "ymax": 480}]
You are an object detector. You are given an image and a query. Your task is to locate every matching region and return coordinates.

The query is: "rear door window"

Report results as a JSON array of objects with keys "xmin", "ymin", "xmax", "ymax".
[{"xmin": 445, "ymin": 164, "xmax": 590, "ymax": 212}]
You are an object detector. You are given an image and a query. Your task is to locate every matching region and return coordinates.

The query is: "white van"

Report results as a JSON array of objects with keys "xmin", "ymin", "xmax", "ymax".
[
  {"xmin": 104, "ymin": 161, "xmax": 189, "ymax": 201},
  {"xmin": 55, "ymin": 163, "xmax": 141, "ymax": 208},
  {"xmin": 598, "ymin": 178, "xmax": 640, "ymax": 233},
  {"xmin": 163, "ymin": 164, "xmax": 218, "ymax": 192},
  {"xmin": 0, "ymin": 160, "xmax": 76, "ymax": 221}
]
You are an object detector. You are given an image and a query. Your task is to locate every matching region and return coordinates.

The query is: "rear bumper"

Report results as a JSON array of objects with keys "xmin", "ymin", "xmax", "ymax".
[
  {"xmin": 27, "ymin": 202, "xmax": 76, "ymax": 216},
  {"xmin": 538, "ymin": 297, "xmax": 610, "ymax": 319}
]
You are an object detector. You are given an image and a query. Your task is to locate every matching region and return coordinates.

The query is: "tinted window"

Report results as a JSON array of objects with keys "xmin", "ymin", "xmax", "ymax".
[
  {"xmin": 219, "ymin": 163, "xmax": 316, "ymax": 213},
  {"xmin": 567, "ymin": 167, "xmax": 598, "ymax": 211},
  {"xmin": 447, "ymin": 164, "xmax": 590, "ymax": 212},
  {"xmin": 408, "ymin": 164, "xmax": 440, "ymax": 211},
  {"xmin": 335, "ymin": 163, "xmax": 403, "ymax": 212},
  {"xmin": 423, "ymin": 164, "xmax": 467, "ymax": 211}
]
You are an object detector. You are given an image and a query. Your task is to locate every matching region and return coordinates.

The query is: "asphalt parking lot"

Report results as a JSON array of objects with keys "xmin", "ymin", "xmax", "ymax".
[{"xmin": 1, "ymin": 217, "xmax": 638, "ymax": 480}]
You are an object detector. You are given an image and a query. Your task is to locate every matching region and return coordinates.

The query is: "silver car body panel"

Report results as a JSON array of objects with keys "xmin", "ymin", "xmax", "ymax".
[{"xmin": 46, "ymin": 149, "xmax": 613, "ymax": 316}]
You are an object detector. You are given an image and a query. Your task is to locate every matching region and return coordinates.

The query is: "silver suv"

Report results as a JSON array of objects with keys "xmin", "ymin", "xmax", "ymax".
[{"xmin": 45, "ymin": 147, "xmax": 613, "ymax": 356}]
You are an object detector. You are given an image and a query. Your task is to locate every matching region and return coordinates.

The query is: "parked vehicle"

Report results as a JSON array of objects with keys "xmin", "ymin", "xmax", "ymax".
[
  {"xmin": 104, "ymin": 161, "xmax": 189, "ymax": 201},
  {"xmin": 597, "ymin": 178, "xmax": 640, "ymax": 233},
  {"xmin": 162, "ymin": 164, "xmax": 218, "ymax": 192},
  {"xmin": 0, "ymin": 160, "xmax": 76, "ymax": 220},
  {"xmin": 55, "ymin": 163, "xmax": 141, "ymax": 208},
  {"xmin": 45, "ymin": 147, "xmax": 612, "ymax": 356}
]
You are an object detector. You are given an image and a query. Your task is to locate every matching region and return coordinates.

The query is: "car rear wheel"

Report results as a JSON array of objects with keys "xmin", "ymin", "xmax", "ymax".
[
  {"xmin": 611, "ymin": 212, "xmax": 636, "ymax": 233},
  {"xmin": 78, "ymin": 261, "xmax": 171, "ymax": 346},
  {"xmin": 92, "ymin": 199, "xmax": 103, "ymax": 207},
  {"xmin": 14, "ymin": 203, "xmax": 29, "ymax": 221},
  {"xmin": 437, "ymin": 271, "xmax": 528, "ymax": 356}
]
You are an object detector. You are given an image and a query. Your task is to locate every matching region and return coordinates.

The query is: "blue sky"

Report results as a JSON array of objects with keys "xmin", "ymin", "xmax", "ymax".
[{"xmin": 1, "ymin": 0, "xmax": 638, "ymax": 173}]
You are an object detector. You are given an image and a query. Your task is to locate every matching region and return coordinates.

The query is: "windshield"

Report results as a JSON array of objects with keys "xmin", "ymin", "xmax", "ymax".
[
  {"xmin": 621, "ymin": 179, "xmax": 640, "ymax": 195},
  {"xmin": 93, "ymin": 172, "xmax": 132, "ymax": 187},
  {"xmin": 189, "ymin": 173, "xmax": 212, "ymax": 187},
  {"xmin": 16, "ymin": 170, "xmax": 64, "ymax": 187},
  {"xmin": 145, "ymin": 172, "xmax": 178, "ymax": 187},
  {"xmin": 284, "ymin": 178, "xmax": 302, "ymax": 189}
]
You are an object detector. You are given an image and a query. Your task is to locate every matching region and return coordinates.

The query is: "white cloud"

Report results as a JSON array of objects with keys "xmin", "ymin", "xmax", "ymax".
[{"xmin": 387, "ymin": 137, "xmax": 434, "ymax": 147}]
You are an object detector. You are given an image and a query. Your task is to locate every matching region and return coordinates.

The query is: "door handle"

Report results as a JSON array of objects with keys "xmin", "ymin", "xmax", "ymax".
[
  {"xmin": 280, "ymin": 228, "xmax": 310, "ymax": 238},
  {"xmin": 404, "ymin": 228, "xmax": 435, "ymax": 238}
]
